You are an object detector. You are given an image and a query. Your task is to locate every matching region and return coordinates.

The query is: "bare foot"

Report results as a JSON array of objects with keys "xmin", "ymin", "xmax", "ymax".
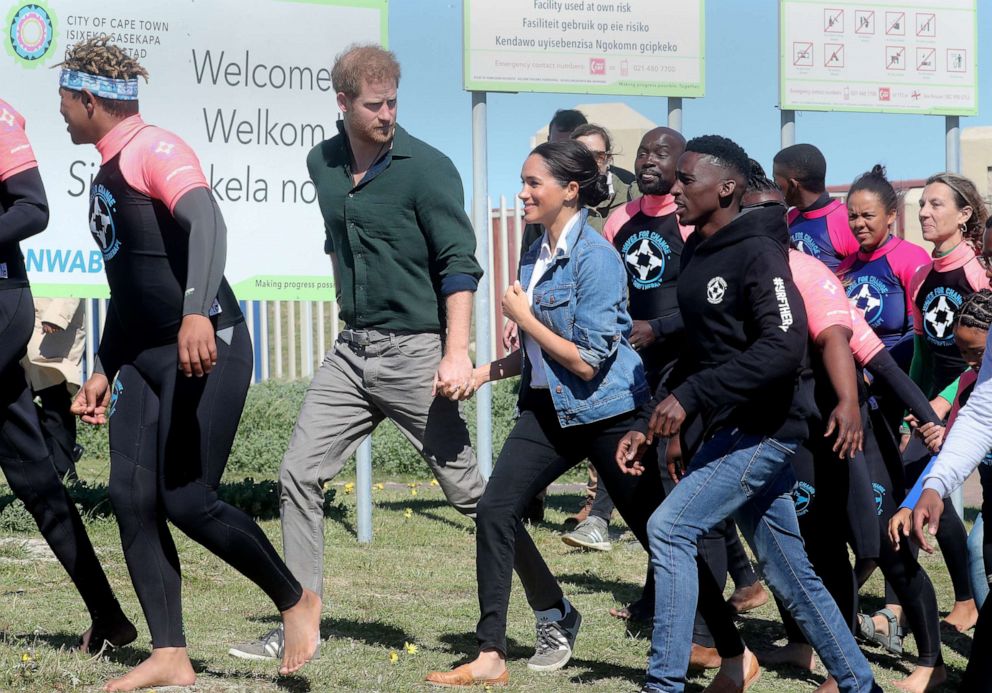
[
  {"xmin": 704, "ymin": 648, "xmax": 761, "ymax": 692},
  {"xmin": 102, "ymin": 647, "xmax": 196, "ymax": 691},
  {"xmin": 893, "ymin": 664, "xmax": 947, "ymax": 693},
  {"xmin": 280, "ymin": 588, "xmax": 321, "ymax": 675},
  {"xmin": 942, "ymin": 599, "xmax": 978, "ymax": 632},
  {"xmin": 814, "ymin": 675, "xmax": 839, "ymax": 693},
  {"xmin": 80, "ymin": 617, "xmax": 138, "ymax": 655},
  {"xmin": 755, "ymin": 642, "xmax": 816, "ymax": 671},
  {"xmin": 425, "ymin": 650, "xmax": 507, "ymax": 685},
  {"xmin": 728, "ymin": 583, "xmax": 768, "ymax": 615}
]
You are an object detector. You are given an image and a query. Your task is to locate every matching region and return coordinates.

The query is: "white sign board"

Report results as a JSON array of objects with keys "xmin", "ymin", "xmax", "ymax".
[
  {"xmin": 463, "ymin": 0, "xmax": 704, "ymax": 97},
  {"xmin": 3, "ymin": 0, "xmax": 386, "ymax": 299},
  {"xmin": 780, "ymin": 0, "xmax": 977, "ymax": 115}
]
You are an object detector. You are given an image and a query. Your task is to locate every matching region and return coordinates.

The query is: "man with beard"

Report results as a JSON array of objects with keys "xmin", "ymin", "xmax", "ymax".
[
  {"xmin": 560, "ymin": 127, "xmax": 689, "ymax": 552},
  {"xmin": 230, "ymin": 44, "xmax": 487, "ymax": 662}
]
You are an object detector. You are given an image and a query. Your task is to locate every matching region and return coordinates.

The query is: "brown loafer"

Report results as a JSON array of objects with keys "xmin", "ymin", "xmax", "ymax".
[{"xmin": 425, "ymin": 664, "xmax": 509, "ymax": 687}]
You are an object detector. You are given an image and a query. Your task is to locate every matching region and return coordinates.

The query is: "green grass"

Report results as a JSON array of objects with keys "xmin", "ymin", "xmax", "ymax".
[{"xmin": 0, "ymin": 460, "xmax": 976, "ymax": 692}]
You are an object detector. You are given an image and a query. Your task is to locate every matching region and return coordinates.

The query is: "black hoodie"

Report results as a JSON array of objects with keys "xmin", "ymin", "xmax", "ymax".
[{"xmin": 668, "ymin": 204, "xmax": 815, "ymax": 442}]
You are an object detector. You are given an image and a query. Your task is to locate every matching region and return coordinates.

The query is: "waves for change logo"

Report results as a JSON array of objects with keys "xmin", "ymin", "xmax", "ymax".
[{"xmin": 6, "ymin": 2, "xmax": 57, "ymax": 67}]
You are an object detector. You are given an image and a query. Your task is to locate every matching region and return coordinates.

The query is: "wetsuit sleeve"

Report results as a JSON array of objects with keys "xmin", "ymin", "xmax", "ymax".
[
  {"xmin": 122, "ymin": 128, "xmax": 209, "ymax": 215},
  {"xmin": 923, "ymin": 333, "xmax": 992, "ymax": 497},
  {"xmin": 95, "ymin": 302, "xmax": 127, "ymax": 379},
  {"xmin": 414, "ymin": 154, "xmax": 481, "ymax": 296},
  {"xmin": 0, "ymin": 166, "xmax": 48, "ymax": 245},
  {"xmin": 672, "ymin": 247, "xmax": 808, "ymax": 417},
  {"xmin": 172, "ymin": 188, "xmax": 227, "ymax": 318},
  {"xmin": 909, "ymin": 334, "xmax": 934, "ymax": 396},
  {"xmin": 936, "ymin": 376, "xmax": 960, "ymax": 406},
  {"xmin": 900, "ymin": 458, "xmax": 937, "ymax": 509},
  {"xmin": 865, "ymin": 349, "xmax": 939, "ymax": 425}
]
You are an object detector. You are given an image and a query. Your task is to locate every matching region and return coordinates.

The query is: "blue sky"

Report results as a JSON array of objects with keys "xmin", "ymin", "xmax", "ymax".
[{"xmin": 388, "ymin": 1, "xmax": 990, "ymax": 201}]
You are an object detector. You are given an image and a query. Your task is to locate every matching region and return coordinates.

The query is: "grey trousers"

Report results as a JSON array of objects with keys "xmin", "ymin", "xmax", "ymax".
[{"xmin": 278, "ymin": 329, "xmax": 485, "ymax": 596}]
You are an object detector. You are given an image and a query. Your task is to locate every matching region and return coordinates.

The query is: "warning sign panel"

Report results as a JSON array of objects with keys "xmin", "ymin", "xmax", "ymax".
[{"xmin": 780, "ymin": 0, "xmax": 977, "ymax": 115}]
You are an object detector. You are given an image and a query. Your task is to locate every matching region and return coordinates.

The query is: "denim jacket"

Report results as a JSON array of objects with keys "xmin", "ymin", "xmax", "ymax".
[{"xmin": 519, "ymin": 209, "xmax": 649, "ymax": 427}]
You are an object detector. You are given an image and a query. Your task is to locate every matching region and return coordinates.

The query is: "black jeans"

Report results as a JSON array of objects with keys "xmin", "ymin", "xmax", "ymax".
[
  {"xmin": 0, "ymin": 288, "xmax": 123, "ymax": 624},
  {"xmin": 475, "ymin": 389, "xmax": 744, "ymax": 659},
  {"xmin": 108, "ymin": 322, "xmax": 302, "ymax": 647}
]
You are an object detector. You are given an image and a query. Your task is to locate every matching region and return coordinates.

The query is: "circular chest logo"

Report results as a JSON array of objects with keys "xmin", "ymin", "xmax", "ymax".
[
  {"xmin": 793, "ymin": 481, "xmax": 815, "ymax": 517},
  {"xmin": 621, "ymin": 230, "xmax": 671, "ymax": 290},
  {"xmin": 922, "ymin": 288, "xmax": 963, "ymax": 344},
  {"xmin": 791, "ymin": 232, "xmax": 822, "ymax": 259},
  {"xmin": 6, "ymin": 3, "xmax": 57, "ymax": 67},
  {"xmin": 846, "ymin": 277, "xmax": 886, "ymax": 325},
  {"xmin": 90, "ymin": 184, "xmax": 122, "ymax": 261},
  {"xmin": 706, "ymin": 276, "xmax": 727, "ymax": 305},
  {"xmin": 872, "ymin": 482, "xmax": 886, "ymax": 516}
]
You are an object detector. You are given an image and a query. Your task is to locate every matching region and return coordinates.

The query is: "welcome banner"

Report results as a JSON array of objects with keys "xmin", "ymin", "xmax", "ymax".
[{"xmin": 4, "ymin": 0, "xmax": 386, "ymax": 299}]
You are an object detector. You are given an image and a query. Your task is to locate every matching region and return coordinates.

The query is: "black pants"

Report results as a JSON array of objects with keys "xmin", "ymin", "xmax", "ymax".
[
  {"xmin": 475, "ymin": 389, "xmax": 744, "ymax": 658},
  {"xmin": 776, "ymin": 434, "xmax": 859, "ymax": 644},
  {"xmin": 35, "ymin": 383, "xmax": 78, "ymax": 480},
  {"xmin": 0, "ymin": 288, "xmax": 123, "ymax": 624},
  {"xmin": 962, "ymin": 585, "xmax": 992, "ymax": 691},
  {"xmin": 857, "ymin": 416, "xmax": 943, "ymax": 667},
  {"xmin": 108, "ymin": 322, "xmax": 302, "ymax": 648},
  {"xmin": 874, "ymin": 405, "xmax": 973, "ymax": 606}
]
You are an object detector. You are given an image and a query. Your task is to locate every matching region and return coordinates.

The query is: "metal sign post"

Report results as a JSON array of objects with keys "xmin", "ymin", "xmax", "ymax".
[{"xmin": 473, "ymin": 91, "xmax": 494, "ymax": 480}]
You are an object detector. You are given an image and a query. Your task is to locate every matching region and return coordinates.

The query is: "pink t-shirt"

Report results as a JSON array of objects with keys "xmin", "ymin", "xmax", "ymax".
[
  {"xmin": 0, "ymin": 98, "xmax": 38, "ymax": 182},
  {"xmin": 603, "ymin": 194, "xmax": 693, "ymax": 244},
  {"xmin": 789, "ymin": 249, "xmax": 884, "ymax": 365},
  {"xmin": 95, "ymin": 114, "xmax": 208, "ymax": 213}
]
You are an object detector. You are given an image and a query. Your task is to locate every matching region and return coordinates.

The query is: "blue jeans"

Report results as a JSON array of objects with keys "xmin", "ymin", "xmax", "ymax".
[
  {"xmin": 644, "ymin": 428, "xmax": 878, "ymax": 693},
  {"xmin": 968, "ymin": 514, "xmax": 988, "ymax": 609}
]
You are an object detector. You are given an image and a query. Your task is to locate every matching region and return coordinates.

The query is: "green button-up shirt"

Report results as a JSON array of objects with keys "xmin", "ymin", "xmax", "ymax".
[{"xmin": 307, "ymin": 123, "xmax": 482, "ymax": 333}]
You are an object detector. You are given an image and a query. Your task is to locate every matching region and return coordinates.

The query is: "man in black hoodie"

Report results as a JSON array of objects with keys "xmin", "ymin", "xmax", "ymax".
[{"xmin": 632, "ymin": 136, "xmax": 879, "ymax": 693}]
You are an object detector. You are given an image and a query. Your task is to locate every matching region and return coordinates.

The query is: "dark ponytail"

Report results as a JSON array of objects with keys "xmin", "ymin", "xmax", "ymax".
[
  {"xmin": 531, "ymin": 141, "xmax": 609, "ymax": 208},
  {"xmin": 848, "ymin": 164, "xmax": 898, "ymax": 214}
]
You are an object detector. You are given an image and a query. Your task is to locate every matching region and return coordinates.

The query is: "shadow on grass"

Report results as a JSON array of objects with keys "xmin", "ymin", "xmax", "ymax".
[
  {"xmin": 435, "ymin": 631, "xmax": 532, "ymax": 662},
  {"xmin": 557, "ymin": 571, "xmax": 643, "ymax": 605},
  {"xmin": 374, "ymin": 498, "xmax": 474, "ymax": 533},
  {"xmin": 938, "ymin": 619, "xmax": 975, "ymax": 660},
  {"xmin": 249, "ymin": 614, "xmax": 417, "ymax": 651}
]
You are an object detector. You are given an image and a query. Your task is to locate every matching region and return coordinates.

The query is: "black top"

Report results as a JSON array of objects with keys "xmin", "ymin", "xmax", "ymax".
[
  {"xmin": 0, "ymin": 167, "xmax": 47, "ymax": 289},
  {"xmin": 90, "ymin": 150, "xmax": 241, "ymax": 369},
  {"xmin": 611, "ymin": 207, "xmax": 686, "ymax": 374},
  {"xmin": 669, "ymin": 205, "xmax": 815, "ymax": 441}
]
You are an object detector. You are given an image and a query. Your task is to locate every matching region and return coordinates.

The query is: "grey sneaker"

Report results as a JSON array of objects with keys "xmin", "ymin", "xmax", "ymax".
[
  {"xmin": 561, "ymin": 516, "xmax": 612, "ymax": 552},
  {"xmin": 527, "ymin": 599, "xmax": 582, "ymax": 672},
  {"xmin": 227, "ymin": 626, "xmax": 322, "ymax": 661}
]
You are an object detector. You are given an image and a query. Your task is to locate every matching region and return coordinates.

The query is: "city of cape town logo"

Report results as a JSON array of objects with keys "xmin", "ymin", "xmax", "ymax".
[{"xmin": 6, "ymin": 2, "xmax": 57, "ymax": 67}]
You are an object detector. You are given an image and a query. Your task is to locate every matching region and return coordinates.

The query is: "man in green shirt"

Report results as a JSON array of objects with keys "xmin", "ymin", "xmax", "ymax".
[{"xmin": 230, "ymin": 43, "xmax": 486, "ymax": 661}]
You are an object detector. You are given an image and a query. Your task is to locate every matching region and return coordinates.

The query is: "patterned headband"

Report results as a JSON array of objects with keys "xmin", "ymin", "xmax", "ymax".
[{"xmin": 59, "ymin": 69, "xmax": 139, "ymax": 100}]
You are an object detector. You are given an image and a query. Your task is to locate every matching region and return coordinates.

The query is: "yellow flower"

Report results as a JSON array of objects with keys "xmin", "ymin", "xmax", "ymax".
[
  {"xmin": 411, "ymin": 488, "xmax": 418, "ymax": 496},
  {"xmin": 404, "ymin": 641, "xmax": 418, "ymax": 655},
  {"xmin": 389, "ymin": 650, "xmax": 399, "ymax": 664},
  {"xmin": 374, "ymin": 482, "xmax": 385, "ymax": 490},
  {"xmin": 404, "ymin": 508, "xmax": 413, "ymax": 519},
  {"xmin": 344, "ymin": 482, "xmax": 355, "ymax": 494},
  {"xmin": 430, "ymin": 479, "xmax": 439, "ymax": 487},
  {"xmin": 407, "ymin": 482, "xmax": 417, "ymax": 488},
  {"xmin": 20, "ymin": 652, "xmax": 31, "ymax": 662}
]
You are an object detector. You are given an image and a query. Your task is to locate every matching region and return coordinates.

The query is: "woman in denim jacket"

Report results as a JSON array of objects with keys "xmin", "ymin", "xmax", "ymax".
[{"xmin": 426, "ymin": 141, "xmax": 748, "ymax": 688}]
